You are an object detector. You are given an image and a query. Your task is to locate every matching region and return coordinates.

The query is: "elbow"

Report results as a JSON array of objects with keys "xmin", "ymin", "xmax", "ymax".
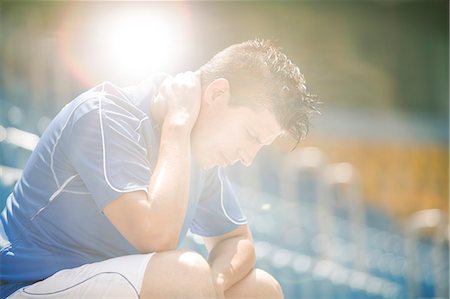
[
  {"xmin": 135, "ymin": 229, "xmax": 179, "ymax": 253},
  {"xmin": 151, "ymin": 233, "xmax": 179, "ymax": 252}
]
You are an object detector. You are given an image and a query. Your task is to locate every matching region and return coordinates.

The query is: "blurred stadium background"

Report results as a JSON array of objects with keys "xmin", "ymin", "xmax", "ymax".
[{"xmin": 0, "ymin": 1, "xmax": 448, "ymax": 299}]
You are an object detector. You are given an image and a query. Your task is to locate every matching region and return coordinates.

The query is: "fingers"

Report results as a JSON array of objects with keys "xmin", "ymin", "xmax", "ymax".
[
  {"xmin": 160, "ymin": 72, "xmax": 200, "ymax": 99},
  {"xmin": 158, "ymin": 71, "xmax": 202, "ymax": 130},
  {"xmin": 173, "ymin": 71, "xmax": 201, "ymax": 91}
]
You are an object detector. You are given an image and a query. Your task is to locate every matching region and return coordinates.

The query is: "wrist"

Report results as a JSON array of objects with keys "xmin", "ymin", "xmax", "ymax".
[
  {"xmin": 164, "ymin": 110, "xmax": 195, "ymax": 132},
  {"xmin": 212, "ymin": 274, "xmax": 225, "ymax": 299},
  {"xmin": 162, "ymin": 114, "xmax": 194, "ymax": 136}
]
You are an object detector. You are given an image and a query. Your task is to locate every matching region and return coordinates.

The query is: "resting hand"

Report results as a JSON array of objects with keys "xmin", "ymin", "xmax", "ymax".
[{"xmin": 158, "ymin": 71, "xmax": 202, "ymax": 132}]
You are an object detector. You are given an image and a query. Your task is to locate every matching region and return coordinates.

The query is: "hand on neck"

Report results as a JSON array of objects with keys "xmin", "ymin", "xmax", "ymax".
[{"xmin": 150, "ymin": 92, "xmax": 168, "ymax": 128}]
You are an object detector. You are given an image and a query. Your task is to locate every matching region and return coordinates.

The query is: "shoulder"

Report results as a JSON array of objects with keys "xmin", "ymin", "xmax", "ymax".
[{"xmin": 65, "ymin": 82, "xmax": 148, "ymax": 127}]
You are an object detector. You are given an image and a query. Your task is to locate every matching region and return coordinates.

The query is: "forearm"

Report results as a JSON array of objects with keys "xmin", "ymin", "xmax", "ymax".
[
  {"xmin": 207, "ymin": 236, "xmax": 256, "ymax": 293},
  {"xmin": 146, "ymin": 119, "xmax": 192, "ymax": 248}
]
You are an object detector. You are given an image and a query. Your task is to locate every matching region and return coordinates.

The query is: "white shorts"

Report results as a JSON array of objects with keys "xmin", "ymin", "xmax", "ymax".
[{"xmin": 7, "ymin": 253, "xmax": 154, "ymax": 299}]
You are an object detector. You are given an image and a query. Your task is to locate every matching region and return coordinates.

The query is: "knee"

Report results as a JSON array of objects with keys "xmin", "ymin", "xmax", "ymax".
[
  {"xmin": 172, "ymin": 250, "xmax": 216, "ymax": 297},
  {"xmin": 225, "ymin": 268, "xmax": 283, "ymax": 299},
  {"xmin": 177, "ymin": 250, "xmax": 212, "ymax": 278},
  {"xmin": 141, "ymin": 250, "xmax": 216, "ymax": 299},
  {"xmin": 254, "ymin": 269, "xmax": 283, "ymax": 299}
]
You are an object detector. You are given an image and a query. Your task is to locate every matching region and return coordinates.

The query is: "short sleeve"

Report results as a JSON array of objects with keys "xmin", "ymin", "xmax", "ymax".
[
  {"xmin": 190, "ymin": 167, "xmax": 247, "ymax": 237},
  {"xmin": 67, "ymin": 96, "xmax": 152, "ymax": 211}
]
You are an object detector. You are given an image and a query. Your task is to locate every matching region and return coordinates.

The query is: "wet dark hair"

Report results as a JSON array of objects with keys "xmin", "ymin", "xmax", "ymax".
[{"xmin": 199, "ymin": 39, "xmax": 320, "ymax": 147}]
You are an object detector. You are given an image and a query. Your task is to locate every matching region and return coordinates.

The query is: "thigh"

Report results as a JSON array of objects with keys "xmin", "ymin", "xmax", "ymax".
[{"xmin": 8, "ymin": 253, "xmax": 154, "ymax": 299}]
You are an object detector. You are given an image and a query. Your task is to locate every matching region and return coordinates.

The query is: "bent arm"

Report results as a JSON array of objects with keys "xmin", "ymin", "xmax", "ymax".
[
  {"xmin": 203, "ymin": 224, "xmax": 256, "ymax": 295},
  {"xmin": 104, "ymin": 120, "xmax": 192, "ymax": 253},
  {"xmin": 103, "ymin": 72, "xmax": 201, "ymax": 253}
]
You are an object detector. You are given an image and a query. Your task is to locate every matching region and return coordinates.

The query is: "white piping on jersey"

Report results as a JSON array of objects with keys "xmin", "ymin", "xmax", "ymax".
[
  {"xmin": 99, "ymin": 92, "xmax": 148, "ymax": 144},
  {"xmin": 62, "ymin": 190, "xmax": 91, "ymax": 195},
  {"xmin": 50, "ymin": 92, "xmax": 103, "ymax": 188},
  {"xmin": 217, "ymin": 167, "xmax": 247, "ymax": 225},
  {"xmin": 103, "ymin": 81, "xmax": 134, "ymax": 104},
  {"xmin": 104, "ymin": 117, "xmax": 142, "ymax": 145},
  {"xmin": 98, "ymin": 83, "xmax": 149, "ymax": 194},
  {"xmin": 135, "ymin": 116, "xmax": 149, "ymax": 144},
  {"xmin": 135, "ymin": 116, "xmax": 149, "ymax": 132},
  {"xmin": 30, "ymin": 174, "xmax": 78, "ymax": 221},
  {"xmin": 99, "ymin": 88, "xmax": 150, "ymax": 135},
  {"xmin": 102, "ymin": 109, "xmax": 139, "ymax": 122},
  {"xmin": 99, "ymin": 82, "xmax": 150, "ymax": 159}
]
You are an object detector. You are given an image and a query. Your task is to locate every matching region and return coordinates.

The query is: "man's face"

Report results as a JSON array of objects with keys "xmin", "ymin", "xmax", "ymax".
[{"xmin": 191, "ymin": 82, "xmax": 283, "ymax": 169}]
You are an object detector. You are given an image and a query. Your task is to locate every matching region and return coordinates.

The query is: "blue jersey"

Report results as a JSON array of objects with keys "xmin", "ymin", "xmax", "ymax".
[{"xmin": 0, "ymin": 74, "xmax": 247, "ymax": 298}]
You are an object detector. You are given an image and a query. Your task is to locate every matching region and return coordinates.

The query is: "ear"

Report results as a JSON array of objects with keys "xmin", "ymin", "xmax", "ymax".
[{"xmin": 203, "ymin": 78, "xmax": 230, "ymax": 106}]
